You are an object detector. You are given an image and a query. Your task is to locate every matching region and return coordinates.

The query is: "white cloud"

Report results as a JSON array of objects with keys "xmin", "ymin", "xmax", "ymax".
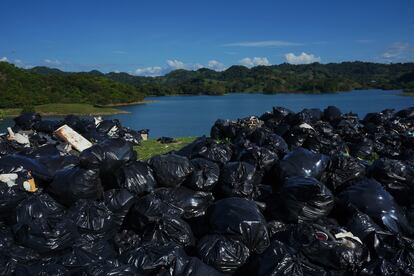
[
  {"xmin": 44, "ymin": 59, "xmax": 61, "ymax": 65},
  {"xmin": 166, "ymin": 59, "xmax": 186, "ymax": 70},
  {"xmin": 134, "ymin": 59, "xmax": 228, "ymax": 76},
  {"xmin": 207, "ymin": 60, "xmax": 226, "ymax": 71},
  {"xmin": 239, "ymin": 57, "xmax": 271, "ymax": 68},
  {"xmin": 284, "ymin": 52, "xmax": 321, "ymax": 64},
  {"xmin": 134, "ymin": 66, "xmax": 164, "ymax": 77},
  {"xmin": 223, "ymin": 40, "xmax": 302, "ymax": 47},
  {"xmin": 0, "ymin": 57, "xmax": 33, "ymax": 69},
  {"xmin": 381, "ymin": 42, "xmax": 414, "ymax": 61}
]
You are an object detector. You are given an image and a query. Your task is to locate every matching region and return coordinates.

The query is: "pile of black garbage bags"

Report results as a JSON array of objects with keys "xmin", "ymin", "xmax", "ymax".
[{"xmin": 1, "ymin": 106, "xmax": 414, "ymax": 275}]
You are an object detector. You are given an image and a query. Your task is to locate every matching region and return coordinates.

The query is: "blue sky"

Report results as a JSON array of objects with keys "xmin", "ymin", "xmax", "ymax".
[{"xmin": 1, "ymin": 0, "xmax": 413, "ymax": 75}]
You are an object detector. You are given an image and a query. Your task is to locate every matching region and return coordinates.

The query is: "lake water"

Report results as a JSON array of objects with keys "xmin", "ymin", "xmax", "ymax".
[{"xmin": 1, "ymin": 90, "xmax": 413, "ymax": 137}]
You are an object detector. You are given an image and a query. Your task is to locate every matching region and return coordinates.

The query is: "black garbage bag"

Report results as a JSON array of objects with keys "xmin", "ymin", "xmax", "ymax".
[
  {"xmin": 72, "ymin": 233, "xmax": 118, "ymax": 263},
  {"xmin": 338, "ymin": 178, "xmax": 413, "ymax": 235},
  {"xmin": 344, "ymin": 210, "xmax": 383, "ymax": 240},
  {"xmin": 47, "ymin": 166, "xmax": 103, "ymax": 206},
  {"xmin": 80, "ymin": 138, "xmax": 136, "ymax": 172},
  {"xmin": 249, "ymin": 129, "xmax": 289, "ymax": 157},
  {"xmin": 13, "ymin": 216, "xmax": 79, "ymax": 253},
  {"xmin": 373, "ymin": 132, "xmax": 402, "ymax": 158},
  {"xmin": 121, "ymin": 242, "xmax": 186, "ymax": 274},
  {"xmin": 275, "ymin": 147, "xmax": 329, "ymax": 180},
  {"xmin": 15, "ymin": 193, "xmax": 66, "ymax": 224},
  {"xmin": 0, "ymin": 185, "xmax": 28, "ymax": 220},
  {"xmin": 278, "ymin": 176, "xmax": 334, "ymax": 222},
  {"xmin": 272, "ymin": 106, "xmax": 294, "ymax": 119},
  {"xmin": 0, "ymin": 241, "xmax": 42, "ymax": 274},
  {"xmin": 141, "ymin": 216, "xmax": 195, "ymax": 247},
  {"xmin": 33, "ymin": 119, "xmax": 61, "ymax": 134},
  {"xmin": 28, "ymin": 134, "xmax": 52, "ymax": 149},
  {"xmin": 301, "ymin": 121, "xmax": 346, "ymax": 155},
  {"xmin": 172, "ymin": 255, "xmax": 222, "ymax": 276},
  {"xmin": 196, "ymin": 141, "xmax": 233, "ymax": 164},
  {"xmin": 288, "ymin": 108, "xmax": 323, "ymax": 125},
  {"xmin": 368, "ymin": 158, "xmax": 414, "ymax": 206},
  {"xmin": 96, "ymin": 119, "xmax": 121, "ymax": 135},
  {"xmin": 259, "ymin": 111, "xmax": 274, "ymax": 121},
  {"xmin": 176, "ymin": 136, "xmax": 233, "ymax": 164},
  {"xmin": 349, "ymin": 137, "xmax": 375, "ymax": 160},
  {"xmin": 0, "ymin": 224, "xmax": 14, "ymax": 249},
  {"xmin": 0, "ymin": 154, "xmax": 52, "ymax": 182},
  {"xmin": 54, "ymin": 247, "xmax": 103, "ymax": 273},
  {"xmin": 20, "ymin": 144, "xmax": 61, "ymax": 159},
  {"xmin": 302, "ymin": 133, "xmax": 345, "ymax": 156},
  {"xmin": 334, "ymin": 113, "xmax": 363, "ymax": 138},
  {"xmin": 261, "ymin": 107, "xmax": 290, "ymax": 123},
  {"xmin": 124, "ymin": 245, "xmax": 218, "ymax": 276},
  {"xmin": 395, "ymin": 107, "xmax": 414, "ymax": 118},
  {"xmin": 113, "ymin": 230, "xmax": 142, "ymax": 255},
  {"xmin": 13, "ymin": 112, "xmax": 41, "ymax": 130},
  {"xmin": 0, "ymin": 139, "xmax": 18, "ymax": 156},
  {"xmin": 219, "ymin": 161, "xmax": 258, "ymax": 198},
  {"xmin": 66, "ymin": 199, "xmax": 116, "ymax": 237},
  {"xmin": 62, "ymin": 115, "xmax": 95, "ymax": 135},
  {"xmin": 104, "ymin": 189, "xmax": 135, "ymax": 227},
  {"xmin": 14, "ymin": 263, "xmax": 69, "ymax": 276},
  {"xmin": 185, "ymin": 158, "xmax": 220, "ymax": 192},
  {"xmin": 363, "ymin": 112, "xmax": 391, "ymax": 126},
  {"xmin": 283, "ymin": 124, "xmax": 314, "ymax": 148},
  {"xmin": 207, "ymin": 197, "xmax": 270, "ymax": 253},
  {"xmin": 157, "ymin": 136, "xmax": 176, "ymax": 144},
  {"xmin": 210, "ymin": 119, "xmax": 239, "ymax": 140},
  {"xmin": 119, "ymin": 127, "xmax": 142, "ymax": 145},
  {"xmin": 126, "ymin": 187, "xmax": 214, "ymax": 230},
  {"xmin": 38, "ymin": 154, "xmax": 79, "ymax": 177},
  {"xmin": 323, "ymin": 106, "xmax": 342, "ymax": 123},
  {"xmin": 238, "ymin": 145, "xmax": 278, "ymax": 171},
  {"xmin": 320, "ymin": 154, "xmax": 366, "ymax": 194},
  {"xmin": 148, "ymin": 154, "xmax": 194, "ymax": 188},
  {"xmin": 244, "ymin": 239, "xmax": 329, "ymax": 276},
  {"xmin": 359, "ymin": 258, "xmax": 400, "ymax": 276},
  {"xmin": 358, "ymin": 230, "xmax": 414, "ymax": 275},
  {"xmin": 86, "ymin": 263, "xmax": 139, "ymax": 276},
  {"xmin": 115, "ymin": 161, "xmax": 157, "ymax": 196},
  {"xmin": 196, "ymin": 234, "xmax": 250, "ymax": 273},
  {"xmin": 272, "ymin": 222, "xmax": 369, "ymax": 271}
]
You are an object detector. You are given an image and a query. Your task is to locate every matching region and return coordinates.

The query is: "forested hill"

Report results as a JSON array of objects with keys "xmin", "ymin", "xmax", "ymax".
[
  {"xmin": 0, "ymin": 62, "xmax": 145, "ymax": 108},
  {"xmin": 32, "ymin": 62, "xmax": 414, "ymax": 97},
  {"xmin": 1, "ymin": 61, "xmax": 414, "ymax": 108}
]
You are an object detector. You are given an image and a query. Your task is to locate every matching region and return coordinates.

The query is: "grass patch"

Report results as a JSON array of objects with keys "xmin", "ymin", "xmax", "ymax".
[
  {"xmin": 400, "ymin": 92, "xmax": 414, "ymax": 97},
  {"xmin": 35, "ymin": 103, "xmax": 128, "ymax": 116},
  {"xmin": 401, "ymin": 88, "xmax": 414, "ymax": 96},
  {"xmin": 0, "ymin": 108, "xmax": 22, "ymax": 118},
  {"xmin": 0, "ymin": 103, "xmax": 127, "ymax": 117},
  {"xmin": 134, "ymin": 137, "xmax": 196, "ymax": 160}
]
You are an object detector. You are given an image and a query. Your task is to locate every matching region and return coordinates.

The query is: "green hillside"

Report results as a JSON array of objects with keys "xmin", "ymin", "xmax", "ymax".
[{"xmin": 0, "ymin": 61, "xmax": 145, "ymax": 108}]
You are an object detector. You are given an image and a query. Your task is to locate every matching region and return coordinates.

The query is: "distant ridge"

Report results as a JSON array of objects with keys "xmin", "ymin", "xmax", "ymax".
[{"xmin": 1, "ymin": 61, "xmax": 414, "ymax": 108}]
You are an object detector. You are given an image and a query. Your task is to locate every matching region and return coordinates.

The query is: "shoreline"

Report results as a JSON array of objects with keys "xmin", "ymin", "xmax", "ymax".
[
  {"xmin": 0, "ymin": 89, "xmax": 405, "ymax": 118},
  {"xmin": 0, "ymin": 103, "xmax": 132, "ymax": 118},
  {"xmin": 145, "ymin": 88, "xmax": 402, "ymax": 98},
  {"xmin": 98, "ymin": 99, "xmax": 156, "ymax": 107}
]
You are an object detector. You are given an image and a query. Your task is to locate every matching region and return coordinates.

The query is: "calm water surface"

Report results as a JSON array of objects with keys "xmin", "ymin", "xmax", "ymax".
[{"xmin": 1, "ymin": 90, "xmax": 413, "ymax": 137}]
